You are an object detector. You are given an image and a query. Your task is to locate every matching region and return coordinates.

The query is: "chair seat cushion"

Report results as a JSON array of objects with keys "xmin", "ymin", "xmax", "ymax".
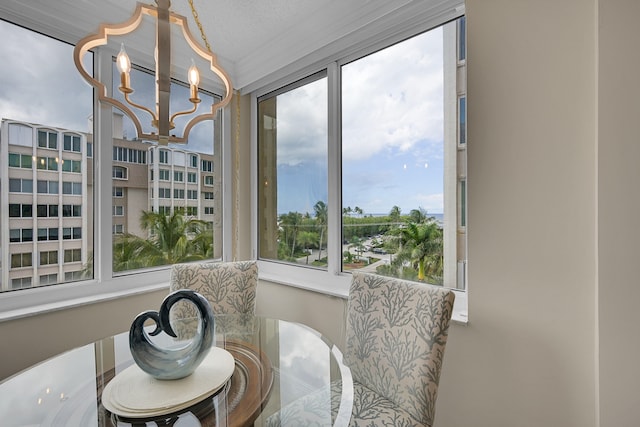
[{"xmin": 265, "ymin": 380, "xmax": 424, "ymax": 427}]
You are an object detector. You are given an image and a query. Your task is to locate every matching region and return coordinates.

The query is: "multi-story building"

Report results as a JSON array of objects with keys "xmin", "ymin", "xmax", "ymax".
[{"xmin": 0, "ymin": 113, "xmax": 218, "ymax": 291}]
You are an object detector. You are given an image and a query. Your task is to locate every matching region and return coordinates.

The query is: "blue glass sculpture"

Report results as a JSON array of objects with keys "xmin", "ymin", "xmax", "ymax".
[{"xmin": 129, "ymin": 289, "xmax": 215, "ymax": 380}]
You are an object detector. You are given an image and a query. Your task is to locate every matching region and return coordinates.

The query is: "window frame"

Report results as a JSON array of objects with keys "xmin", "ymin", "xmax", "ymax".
[
  {"xmin": 0, "ymin": 34, "xmax": 233, "ymax": 320},
  {"xmin": 250, "ymin": 8, "xmax": 469, "ymax": 318}
]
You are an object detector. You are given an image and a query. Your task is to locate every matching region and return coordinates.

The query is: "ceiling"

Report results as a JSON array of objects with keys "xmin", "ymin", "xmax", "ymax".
[{"xmin": 0, "ymin": 0, "xmax": 461, "ymax": 92}]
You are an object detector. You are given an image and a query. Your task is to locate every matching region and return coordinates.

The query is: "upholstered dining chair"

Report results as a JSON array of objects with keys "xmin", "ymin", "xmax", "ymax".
[
  {"xmin": 169, "ymin": 260, "xmax": 258, "ymax": 317},
  {"xmin": 344, "ymin": 271, "xmax": 455, "ymax": 426},
  {"xmin": 266, "ymin": 271, "xmax": 455, "ymax": 427}
]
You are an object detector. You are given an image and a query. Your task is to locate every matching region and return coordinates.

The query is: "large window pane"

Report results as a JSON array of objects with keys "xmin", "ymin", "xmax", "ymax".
[
  {"xmin": 258, "ymin": 73, "xmax": 328, "ymax": 267},
  {"xmin": 341, "ymin": 19, "xmax": 466, "ymax": 288},
  {"xmin": 0, "ymin": 19, "xmax": 93, "ymax": 291},
  {"xmin": 110, "ymin": 64, "xmax": 223, "ymax": 274}
]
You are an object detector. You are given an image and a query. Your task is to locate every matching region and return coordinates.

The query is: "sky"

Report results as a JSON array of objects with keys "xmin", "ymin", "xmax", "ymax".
[
  {"xmin": 0, "ymin": 18, "xmax": 446, "ymax": 217},
  {"xmin": 275, "ymin": 26, "xmax": 445, "ymax": 216}
]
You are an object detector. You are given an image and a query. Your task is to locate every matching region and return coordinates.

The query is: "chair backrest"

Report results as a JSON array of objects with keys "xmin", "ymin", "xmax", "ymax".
[
  {"xmin": 345, "ymin": 271, "xmax": 455, "ymax": 426},
  {"xmin": 169, "ymin": 260, "xmax": 258, "ymax": 316}
]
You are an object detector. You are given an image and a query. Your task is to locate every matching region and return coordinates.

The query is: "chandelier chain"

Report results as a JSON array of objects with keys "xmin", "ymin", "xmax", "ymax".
[{"xmin": 188, "ymin": 0, "xmax": 213, "ymax": 53}]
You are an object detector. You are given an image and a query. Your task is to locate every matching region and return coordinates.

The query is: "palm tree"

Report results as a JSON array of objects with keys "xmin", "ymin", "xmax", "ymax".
[
  {"xmin": 389, "ymin": 205, "xmax": 402, "ymax": 225},
  {"xmin": 408, "ymin": 207, "xmax": 430, "ymax": 224},
  {"xmin": 113, "ymin": 210, "xmax": 212, "ymax": 271},
  {"xmin": 392, "ymin": 218, "xmax": 443, "ymax": 282},
  {"xmin": 314, "ymin": 200, "xmax": 327, "ymax": 261},
  {"xmin": 279, "ymin": 211, "xmax": 303, "ymax": 258}
]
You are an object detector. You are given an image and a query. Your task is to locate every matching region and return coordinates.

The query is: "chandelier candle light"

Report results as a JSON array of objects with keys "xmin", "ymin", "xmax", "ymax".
[{"xmin": 73, "ymin": 0, "xmax": 233, "ymax": 145}]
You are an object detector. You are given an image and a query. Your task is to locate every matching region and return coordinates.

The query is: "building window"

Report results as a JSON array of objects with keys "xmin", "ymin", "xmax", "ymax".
[
  {"xmin": 11, "ymin": 277, "xmax": 32, "ymax": 289},
  {"xmin": 65, "ymin": 271, "xmax": 84, "ymax": 282},
  {"xmin": 61, "ymin": 159, "xmax": 82, "ymax": 173},
  {"xmin": 64, "ymin": 249, "xmax": 82, "ymax": 263},
  {"xmin": 63, "ymin": 134, "xmax": 82, "ymax": 152},
  {"xmin": 458, "ymin": 96, "xmax": 466, "ymax": 145},
  {"xmin": 37, "ymin": 129, "xmax": 58, "ymax": 149},
  {"xmin": 62, "ymin": 204, "xmax": 81, "ymax": 217},
  {"xmin": 204, "ymin": 207, "xmax": 214, "ymax": 215},
  {"xmin": 11, "ymin": 253, "xmax": 32, "ymax": 268},
  {"xmin": 9, "ymin": 153, "xmax": 32, "ymax": 169},
  {"xmin": 113, "ymin": 187, "xmax": 124, "ymax": 197},
  {"xmin": 159, "ymin": 149, "xmax": 169, "ymax": 164},
  {"xmin": 87, "ymin": 142, "xmax": 93, "ymax": 157},
  {"xmin": 201, "ymin": 160, "xmax": 212, "ymax": 172},
  {"xmin": 187, "ymin": 190, "xmax": 198, "ymax": 200},
  {"xmin": 204, "ymin": 175, "xmax": 214, "ymax": 186},
  {"xmin": 190, "ymin": 154, "xmax": 198, "ymax": 168},
  {"xmin": 37, "ymin": 228, "xmax": 59, "ymax": 241},
  {"xmin": 62, "ymin": 181, "xmax": 82, "ymax": 195},
  {"xmin": 62, "ymin": 227, "xmax": 82, "ymax": 240},
  {"xmin": 112, "ymin": 224, "xmax": 124, "ymax": 234},
  {"xmin": 40, "ymin": 250, "xmax": 58, "ymax": 266},
  {"xmin": 113, "ymin": 205, "xmax": 124, "ymax": 216},
  {"xmin": 40, "ymin": 274, "xmax": 58, "ymax": 286},
  {"xmin": 36, "ymin": 156, "xmax": 59, "ymax": 171},
  {"xmin": 159, "ymin": 169, "xmax": 170, "ymax": 181},
  {"xmin": 9, "ymin": 229, "xmax": 33, "ymax": 243},
  {"xmin": 37, "ymin": 180, "xmax": 59, "ymax": 194},
  {"xmin": 9, "ymin": 178, "xmax": 33, "ymax": 193},
  {"xmin": 9, "ymin": 204, "xmax": 33, "ymax": 218},
  {"xmin": 458, "ymin": 16, "xmax": 466, "ymax": 62},
  {"xmin": 113, "ymin": 166, "xmax": 128, "ymax": 179},
  {"xmin": 173, "ymin": 189, "xmax": 185, "ymax": 199},
  {"xmin": 187, "ymin": 172, "xmax": 197, "ymax": 183},
  {"xmin": 203, "ymin": 192, "xmax": 214, "ymax": 200},
  {"xmin": 174, "ymin": 171, "xmax": 184, "ymax": 182}
]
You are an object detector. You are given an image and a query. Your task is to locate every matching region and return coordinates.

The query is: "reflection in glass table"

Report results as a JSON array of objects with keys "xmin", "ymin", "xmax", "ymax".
[{"xmin": 0, "ymin": 315, "xmax": 353, "ymax": 426}]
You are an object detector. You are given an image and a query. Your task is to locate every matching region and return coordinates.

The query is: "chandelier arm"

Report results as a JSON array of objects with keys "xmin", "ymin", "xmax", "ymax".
[
  {"xmin": 123, "ymin": 92, "xmax": 158, "ymax": 125},
  {"xmin": 170, "ymin": 102, "xmax": 199, "ymax": 124}
]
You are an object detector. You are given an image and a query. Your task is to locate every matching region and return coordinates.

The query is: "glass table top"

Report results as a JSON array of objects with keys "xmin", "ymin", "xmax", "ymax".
[{"xmin": 0, "ymin": 315, "xmax": 353, "ymax": 426}]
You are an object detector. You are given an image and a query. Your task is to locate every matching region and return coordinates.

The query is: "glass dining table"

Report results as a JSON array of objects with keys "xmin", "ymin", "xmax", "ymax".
[{"xmin": 0, "ymin": 315, "xmax": 353, "ymax": 426}]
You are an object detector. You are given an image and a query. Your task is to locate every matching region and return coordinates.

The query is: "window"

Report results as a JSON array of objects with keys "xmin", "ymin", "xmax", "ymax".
[
  {"xmin": 65, "ymin": 271, "xmax": 84, "ymax": 282},
  {"xmin": 201, "ymin": 160, "xmax": 212, "ymax": 172},
  {"xmin": 37, "ymin": 228, "xmax": 59, "ymax": 241},
  {"xmin": 112, "ymin": 224, "xmax": 124, "ymax": 234},
  {"xmin": 64, "ymin": 249, "xmax": 82, "ymax": 263},
  {"xmin": 9, "ymin": 204, "xmax": 33, "ymax": 218},
  {"xmin": 186, "ymin": 206, "xmax": 198, "ymax": 216},
  {"xmin": 11, "ymin": 277, "xmax": 32, "ymax": 289},
  {"xmin": 113, "ymin": 166, "xmax": 127, "ymax": 179},
  {"xmin": 257, "ymin": 16, "xmax": 467, "ymax": 293},
  {"xmin": 37, "ymin": 180, "xmax": 59, "ymax": 194},
  {"xmin": 113, "ymin": 187, "xmax": 124, "ymax": 197},
  {"xmin": 258, "ymin": 72, "xmax": 329, "ymax": 267},
  {"xmin": 9, "ymin": 229, "xmax": 33, "ymax": 243},
  {"xmin": 458, "ymin": 96, "xmax": 466, "ymax": 145},
  {"xmin": 37, "ymin": 130, "xmax": 57, "ymax": 149},
  {"xmin": 187, "ymin": 190, "xmax": 198, "ymax": 200},
  {"xmin": 40, "ymin": 274, "xmax": 58, "ymax": 286},
  {"xmin": 62, "ymin": 181, "xmax": 82, "ymax": 195},
  {"xmin": 11, "ymin": 253, "xmax": 32, "ymax": 268},
  {"xmin": 63, "ymin": 134, "xmax": 81, "ymax": 152},
  {"xmin": 9, "ymin": 178, "xmax": 33, "ymax": 193},
  {"xmin": 61, "ymin": 159, "xmax": 82, "ymax": 173},
  {"xmin": 9, "ymin": 153, "xmax": 32, "ymax": 169},
  {"xmin": 62, "ymin": 204, "xmax": 81, "ymax": 217},
  {"xmin": 204, "ymin": 175, "xmax": 214, "ymax": 186},
  {"xmin": 190, "ymin": 154, "xmax": 198, "ymax": 168},
  {"xmin": 158, "ymin": 188, "xmax": 171, "ymax": 199},
  {"xmin": 159, "ymin": 149, "xmax": 169, "ymax": 164},
  {"xmin": 203, "ymin": 192, "xmax": 214, "ymax": 200},
  {"xmin": 174, "ymin": 189, "xmax": 185, "ymax": 199},
  {"xmin": 174, "ymin": 171, "xmax": 184, "ymax": 182},
  {"xmin": 63, "ymin": 227, "xmax": 82, "ymax": 240},
  {"xmin": 159, "ymin": 169, "xmax": 170, "ymax": 181},
  {"xmin": 187, "ymin": 172, "xmax": 197, "ymax": 183},
  {"xmin": 113, "ymin": 205, "xmax": 124, "ymax": 216},
  {"xmin": 40, "ymin": 250, "xmax": 58, "ymax": 266},
  {"xmin": 204, "ymin": 207, "xmax": 214, "ymax": 215}
]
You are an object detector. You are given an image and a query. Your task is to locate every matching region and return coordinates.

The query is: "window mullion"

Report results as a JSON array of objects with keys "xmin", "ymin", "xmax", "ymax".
[
  {"xmin": 95, "ymin": 46, "xmax": 114, "ymax": 282},
  {"xmin": 327, "ymin": 62, "xmax": 342, "ymax": 275}
]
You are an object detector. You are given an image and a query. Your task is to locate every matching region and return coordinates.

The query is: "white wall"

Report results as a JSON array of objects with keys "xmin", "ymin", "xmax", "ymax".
[{"xmin": 597, "ymin": 0, "xmax": 640, "ymax": 425}]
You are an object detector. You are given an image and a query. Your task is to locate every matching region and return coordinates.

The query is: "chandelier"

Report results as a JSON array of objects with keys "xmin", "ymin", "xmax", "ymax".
[{"xmin": 73, "ymin": 0, "xmax": 233, "ymax": 145}]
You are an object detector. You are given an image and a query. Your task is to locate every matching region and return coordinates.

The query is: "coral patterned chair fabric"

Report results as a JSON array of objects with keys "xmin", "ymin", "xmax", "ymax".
[
  {"xmin": 345, "ymin": 271, "xmax": 455, "ymax": 427},
  {"xmin": 169, "ymin": 260, "xmax": 258, "ymax": 316}
]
